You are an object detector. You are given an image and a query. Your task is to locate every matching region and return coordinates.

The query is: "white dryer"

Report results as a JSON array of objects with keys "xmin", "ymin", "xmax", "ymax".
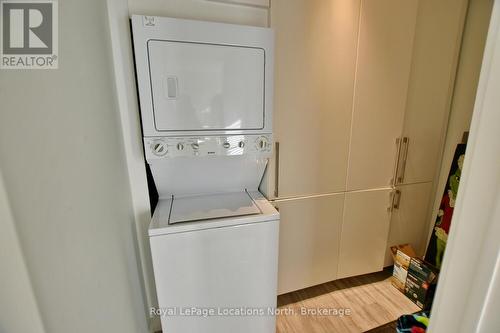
[{"xmin": 131, "ymin": 15, "xmax": 279, "ymax": 333}]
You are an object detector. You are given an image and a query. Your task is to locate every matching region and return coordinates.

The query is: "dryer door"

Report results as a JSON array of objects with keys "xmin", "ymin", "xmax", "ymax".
[{"xmin": 147, "ymin": 40, "xmax": 265, "ymax": 132}]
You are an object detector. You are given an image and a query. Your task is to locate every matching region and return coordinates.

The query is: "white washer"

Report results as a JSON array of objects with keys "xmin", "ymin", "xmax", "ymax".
[
  {"xmin": 149, "ymin": 191, "xmax": 278, "ymax": 333},
  {"xmin": 131, "ymin": 16, "xmax": 279, "ymax": 333}
]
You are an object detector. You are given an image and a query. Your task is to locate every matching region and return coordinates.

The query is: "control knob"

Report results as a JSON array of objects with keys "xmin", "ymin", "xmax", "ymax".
[
  {"xmin": 191, "ymin": 142, "xmax": 200, "ymax": 150},
  {"xmin": 257, "ymin": 137, "xmax": 268, "ymax": 150},
  {"xmin": 177, "ymin": 143, "xmax": 184, "ymax": 151},
  {"xmin": 151, "ymin": 141, "xmax": 167, "ymax": 156}
]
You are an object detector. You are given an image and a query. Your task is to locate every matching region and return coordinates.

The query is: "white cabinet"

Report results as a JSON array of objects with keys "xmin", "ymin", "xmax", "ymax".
[
  {"xmin": 384, "ymin": 182, "xmax": 434, "ymax": 266},
  {"xmin": 394, "ymin": 0, "xmax": 469, "ymax": 185},
  {"xmin": 338, "ymin": 189, "xmax": 392, "ymax": 279},
  {"xmin": 270, "ymin": 0, "xmax": 361, "ymax": 197},
  {"xmin": 346, "ymin": 0, "xmax": 419, "ymax": 191},
  {"xmin": 275, "ymin": 193, "xmax": 344, "ymax": 295},
  {"xmin": 265, "ymin": 0, "xmax": 470, "ymax": 292}
]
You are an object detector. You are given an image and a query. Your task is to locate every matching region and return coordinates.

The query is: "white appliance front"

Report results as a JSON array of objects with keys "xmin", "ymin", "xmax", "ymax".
[
  {"xmin": 148, "ymin": 40, "xmax": 265, "ymax": 132},
  {"xmin": 131, "ymin": 15, "xmax": 278, "ymax": 333},
  {"xmin": 149, "ymin": 192, "xmax": 279, "ymax": 333},
  {"xmin": 131, "ymin": 15, "xmax": 274, "ymax": 137},
  {"xmin": 144, "ymin": 134, "xmax": 272, "ymax": 198},
  {"xmin": 150, "ymin": 218, "xmax": 279, "ymax": 333}
]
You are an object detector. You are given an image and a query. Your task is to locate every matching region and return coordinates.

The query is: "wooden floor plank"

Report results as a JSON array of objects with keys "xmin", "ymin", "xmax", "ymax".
[
  {"xmin": 276, "ymin": 269, "xmax": 419, "ymax": 333},
  {"xmin": 156, "ymin": 270, "xmax": 417, "ymax": 333}
]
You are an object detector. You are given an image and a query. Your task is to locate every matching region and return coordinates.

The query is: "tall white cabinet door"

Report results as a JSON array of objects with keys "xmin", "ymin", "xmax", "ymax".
[
  {"xmin": 338, "ymin": 189, "xmax": 392, "ymax": 279},
  {"xmin": 346, "ymin": 0, "xmax": 418, "ymax": 191},
  {"xmin": 384, "ymin": 182, "xmax": 434, "ymax": 266},
  {"xmin": 270, "ymin": 0, "xmax": 361, "ymax": 197},
  {"xmin": 395, "ymin": 0, "xmax": 469, "ymax": 185},
  {"xmin": 275, "ymin": 193, "xmax": 344, "ymax": 294}
]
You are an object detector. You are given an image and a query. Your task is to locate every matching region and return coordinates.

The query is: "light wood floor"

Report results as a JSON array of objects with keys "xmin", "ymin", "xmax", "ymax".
[{"xmin": 276, "ymin": 269, "xmax": 419, "ymax": 333}]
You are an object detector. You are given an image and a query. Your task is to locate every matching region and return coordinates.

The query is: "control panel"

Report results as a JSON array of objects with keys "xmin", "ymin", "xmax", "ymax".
[{"xmin": 144, "ymin": 135, "xmax": 273, "ymax": 160}]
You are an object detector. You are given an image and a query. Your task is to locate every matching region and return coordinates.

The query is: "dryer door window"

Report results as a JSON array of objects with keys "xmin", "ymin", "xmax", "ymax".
[{"xmin": 147, "ymin": 40, "xmax": 265, "ymax": 132}]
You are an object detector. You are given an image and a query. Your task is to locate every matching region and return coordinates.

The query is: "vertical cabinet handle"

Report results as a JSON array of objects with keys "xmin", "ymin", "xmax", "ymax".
[
  {"xmin": 397, "ymin": 137, "xmax": 410, "ymax": 184},
  {"xmin": 274, "ymin": 141, "xmax": 280, "ymax": 198},
  {"xmin": 392, "ymin": 138, "xmax": 403, "ymax": 187},
  {"xmin": 392, "ymin": 189, "xmax": 402, "ymax": 210}
]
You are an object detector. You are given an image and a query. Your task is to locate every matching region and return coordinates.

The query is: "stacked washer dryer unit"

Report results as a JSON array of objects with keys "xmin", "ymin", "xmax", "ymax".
[{"xmin": 131, "ymin": 16, "xmax": 279, "ymax": 333}]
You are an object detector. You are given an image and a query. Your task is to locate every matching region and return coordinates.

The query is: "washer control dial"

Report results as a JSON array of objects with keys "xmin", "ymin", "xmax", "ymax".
[
  {"xmin": 256, "ymin": 137, "xmax": 268, "ymax": 150},
  {"xmin": 145, "ymin": 135, "xmax": 271, "ymax": 159},
  {"xmin": 151, "ymin": 141, "xmax": 167, "ymax": 156}
]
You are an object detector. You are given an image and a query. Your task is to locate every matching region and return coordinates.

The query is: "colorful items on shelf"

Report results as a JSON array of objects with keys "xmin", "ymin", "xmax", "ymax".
[
  {"xmin": 396, "ymin": 311, "xmax": 429, "ymax": 333},
  {"xmin": 425, "ymin": 143, "xmax": 467, "ymax": 269}
]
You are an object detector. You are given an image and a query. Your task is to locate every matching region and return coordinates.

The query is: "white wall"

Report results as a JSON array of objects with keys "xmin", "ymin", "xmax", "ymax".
[
  {"xmin": 0, "ymin": 170, "xmax": 45, "ymax": 333},
  {"xmin": 429, "ymin": 1, "xmax": 500, "ymax": 330},
  {"xmin": 426, "ymin": 0, "xmax": 493, "ymax": 247},
  {"xmin": 0, "ymin": 0, "xmax": 148, "ymax": 332},
  {"xmin": 128, "ymin": 0, "xmax": 269, "ymax": 27}
]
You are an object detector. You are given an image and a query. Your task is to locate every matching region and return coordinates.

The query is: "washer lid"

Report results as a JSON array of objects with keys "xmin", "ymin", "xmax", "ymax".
[
  {"xmin": 169, "ymin": 191, "xmax": 261, "ymax": 224},
  {"xmin": 149, "ymin": 191, "xmax": 279, "ymax": 236}
]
